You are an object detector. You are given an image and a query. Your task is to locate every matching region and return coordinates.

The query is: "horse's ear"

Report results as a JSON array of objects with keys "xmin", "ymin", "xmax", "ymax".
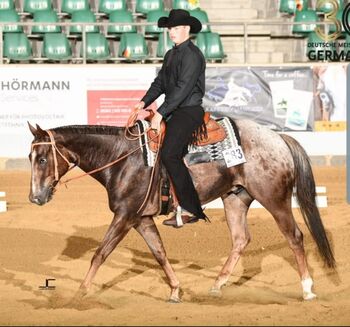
[
  {"xmin": 35, "ymin": 124, "xmax": 47, "ymax": 137},
  {"xmin": 27, "ymin": 121, "xmax": 37, "ymax": 136}
]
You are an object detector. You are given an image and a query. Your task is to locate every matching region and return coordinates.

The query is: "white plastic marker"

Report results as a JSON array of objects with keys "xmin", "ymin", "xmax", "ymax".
[{"xmin": 0, "ymin": 192, "xmax": 7, "ymax": 212}]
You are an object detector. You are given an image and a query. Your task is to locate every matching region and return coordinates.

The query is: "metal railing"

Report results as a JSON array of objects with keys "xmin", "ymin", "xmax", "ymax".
[{"xmin": 0, "ymin": 19, "xmax": 337, "ymax": 64}]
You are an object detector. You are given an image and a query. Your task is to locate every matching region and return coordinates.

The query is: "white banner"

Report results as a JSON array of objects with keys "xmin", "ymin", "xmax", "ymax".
[
  {"xmin": 0, "ymin": 65, "xmax": 346, "ymax": 159},
  {"xmin": 0, "ymin": 66, "xmax": 156, "ymax": 157}
]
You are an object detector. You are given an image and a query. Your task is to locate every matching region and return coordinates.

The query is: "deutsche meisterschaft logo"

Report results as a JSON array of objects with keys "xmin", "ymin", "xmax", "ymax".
[{"xmin": 307, "ymin": 0, "xmax": 350, "ymax": 61}]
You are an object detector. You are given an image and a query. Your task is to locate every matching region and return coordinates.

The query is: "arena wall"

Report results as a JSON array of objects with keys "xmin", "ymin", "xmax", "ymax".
[{"xmin": 0, "ymin": 62, "xmax": 346, "ymax": 170}]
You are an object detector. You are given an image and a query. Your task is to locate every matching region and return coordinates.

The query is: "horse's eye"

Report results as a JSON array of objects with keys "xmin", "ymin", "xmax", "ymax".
[{"xmin": 39, "ymin": 158, "xmax": 47, "ymax": 165}]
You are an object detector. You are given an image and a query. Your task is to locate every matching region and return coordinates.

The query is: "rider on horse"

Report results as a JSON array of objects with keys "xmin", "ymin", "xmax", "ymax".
[{"xmin": 134, "ymin": 9, "xmax": 209, "ymax": 228}]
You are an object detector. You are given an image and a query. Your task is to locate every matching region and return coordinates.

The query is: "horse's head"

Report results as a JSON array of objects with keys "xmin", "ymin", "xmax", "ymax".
[{"xmin": 28, "ymin": 123, "xmax": 76, "ymax": 205}]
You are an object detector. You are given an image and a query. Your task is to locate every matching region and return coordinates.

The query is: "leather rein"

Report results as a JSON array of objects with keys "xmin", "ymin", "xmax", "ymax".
[{"xmin": 30, "ymin": 110, "xmax": 161, "ymax": 214}]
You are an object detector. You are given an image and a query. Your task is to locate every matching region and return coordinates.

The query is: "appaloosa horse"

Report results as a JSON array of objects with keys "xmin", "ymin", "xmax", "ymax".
[{"xmin": 28, "ymin": 119, "xmax": 335, "ymax": 302}]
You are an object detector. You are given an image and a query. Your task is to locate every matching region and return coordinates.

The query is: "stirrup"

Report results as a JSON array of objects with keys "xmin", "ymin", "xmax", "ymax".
[
  {"xmin": 162, "ymin": 206, "xmax": 199, "ymax": 228},
  {"xmin": 175, "ymin": 205, "xmax": 184, "ymax": 227}
]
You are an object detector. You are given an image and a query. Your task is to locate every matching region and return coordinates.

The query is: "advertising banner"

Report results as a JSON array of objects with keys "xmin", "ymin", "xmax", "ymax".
[
  {"xmin": 0, "ymin": 66, "xmax": 86, "ymax": 158},
  {"xmin": 203, "ymin": 66, "xmax": 314, "ymax": 131},
  {"xmin": 0, "ymin": 64, "xmax": 346, "ymax": 158},
  {"xmin": 313, "ymin": 64, "xmax": 347, "ymax": 131},
  {"xmin": 0, "ymin": 66, "xmax": 156, "ymax": 157},
  {"xmin": 85, "ymin": 66, "xmax": 158, "ymax": 126}
]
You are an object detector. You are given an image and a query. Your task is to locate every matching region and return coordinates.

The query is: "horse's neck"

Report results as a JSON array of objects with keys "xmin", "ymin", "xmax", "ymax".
[{"xmin": 57, "ymin": 128, "xmax": 127, "ymax": 174}]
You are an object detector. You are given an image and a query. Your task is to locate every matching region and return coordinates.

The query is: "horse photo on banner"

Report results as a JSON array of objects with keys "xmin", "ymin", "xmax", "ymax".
[
  {"xmin": 313, "ymin": 65, "xmax": 347, "ymax": 131},
  {"xmin": 204, "ymin": 66, "xmax": 314, "ymax": 131}
]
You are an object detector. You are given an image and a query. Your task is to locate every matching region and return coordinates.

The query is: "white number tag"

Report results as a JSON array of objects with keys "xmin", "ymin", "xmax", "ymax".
[{"xmin": 223, "ymin": 146, "xmax": 246, "ymax": 167}]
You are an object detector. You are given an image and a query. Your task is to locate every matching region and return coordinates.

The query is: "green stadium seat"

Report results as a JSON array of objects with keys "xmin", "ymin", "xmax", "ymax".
[
  {"xmin": 107, "ymin": 10, "xmax": 136, "ymax": 35},
  {"xmin": 23, "ymin": 0, "xmax": 52, "ymax": 14},
  {"xmin": 0, "ymin": 9, "xmax": 22, "ymax": 32},
  {"xmin": 292, "ymin": 9, "xmax": 318, "ymax": 34},
  {"xmin": 279, "ymin": 0, "xmax": 308, "ymax": 15},
  {"xmin": 135, "ymin": 0, "xmax": 163, "ymax": 15},
  {"xmin": 98, "ymin": 0, "xmax": 126, "ymax": 14},
  {"xmin": 205, "ymin": 32, "xmax": 225, "ymax": 60},
  {"xmin": 3, "ymin": 32, "xmax": 32, "ymax": 60},
  {"xmin": 42, "ymin": 32, "xmax": 72, "ymax": 60},
  {"xmin": 61, "ymin": 0, "xmax": 89, "ymax": 15},
  {"xmin": 279, "ymin": 0, "xmax": 294, "ymax": 14},
  {"xmin": 0, "ymin": 0, "xmax": 14, "ymax": 10},
  {"xmin": 156, "ymin": 32, "xmax": 173, "ymax": 57},
  {"xmin": 70, "ymin": 9, "xmax": 99, "ymax": 34},
  {"xmin": 145, "ymin": 9, "xmax": 169, "ymax": 35},
  {"xmin": 195, "ymin": 32, "xmax": 225, "ymax": 61},
  {"xmin": 32, "ymin": 10, "xmax": 61, "ymax": 34},
  {"xmin": 172, "ymin": 0, "xmax": 200, "ymax": 10},
  {"xmin": 81, "ymin": 32, "xmax": 110, "ymax": 60},
  {"xmin": 317, "ymin": 0, "xmax": 343, "ymax": 13},
  {"xmin": 190, "ymin": 9, "xmax": 210, "ymax": 33},
  {"xmin": 194, "ymin": 31, "xmax": 206, "ymax": 55},
  {"xmin": 118, "ymin": 32, "xmax": 149, "ymax": 60}
]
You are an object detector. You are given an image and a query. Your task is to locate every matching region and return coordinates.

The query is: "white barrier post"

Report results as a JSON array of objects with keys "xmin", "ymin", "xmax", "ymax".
[{"xmin": 0, "ymin": 192, "xmax": 7, "ymax": 212}]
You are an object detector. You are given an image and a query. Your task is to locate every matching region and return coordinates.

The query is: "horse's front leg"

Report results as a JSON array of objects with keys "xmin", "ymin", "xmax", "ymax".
[
  {"xmin": 78, "ymin": 213, "xmax": 136, "ymax": 296},
  {"xmin": 135, "ymin": 216, "xmax": 181, "ymax": 303}
]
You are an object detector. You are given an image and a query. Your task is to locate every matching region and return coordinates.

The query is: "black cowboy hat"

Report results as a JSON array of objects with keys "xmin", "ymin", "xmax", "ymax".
[{"xmin": 158, "ymin": 9, "xmax": 202, "ymax": 34}]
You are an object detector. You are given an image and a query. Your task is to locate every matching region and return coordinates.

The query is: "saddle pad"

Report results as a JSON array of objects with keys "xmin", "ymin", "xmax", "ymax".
[
  {"xmin": 136, "ymin": 117, "xmax": 242, "ymax": 167},
  {"xmin": 136, "ymin": 119, "xmax": 156, "ymax": 167}
]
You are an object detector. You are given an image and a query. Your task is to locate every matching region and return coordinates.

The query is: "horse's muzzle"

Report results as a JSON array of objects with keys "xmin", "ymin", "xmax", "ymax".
[
  {"xmin": 29, "ymin": 196, "xmax": 45, "ymax": 206},
  {"xmin": 29, "ymin": 187, "xmax": 54, "ymax": 206}
]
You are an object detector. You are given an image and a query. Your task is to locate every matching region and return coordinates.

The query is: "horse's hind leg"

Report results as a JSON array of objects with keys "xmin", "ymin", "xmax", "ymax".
[
  {"xmin": 135, "ymin": 216, "xmax": 180, "ymax": 303},
  {"xmin": 210, "ymin": 192, "xmax": 251, "ymax": 295},
  {"xmin": 268, "ymin": 201, "xmax": 316, "ymax": 300},
  {"xmin": 78, "ymin": 213, "xmax": 135, "ymax": 295}
]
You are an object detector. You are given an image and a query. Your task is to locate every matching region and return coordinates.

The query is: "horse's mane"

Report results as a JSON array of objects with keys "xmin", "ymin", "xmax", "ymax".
[{"xmin": 52, "ymin": 125, "xmax": 125, "ymax": 135}]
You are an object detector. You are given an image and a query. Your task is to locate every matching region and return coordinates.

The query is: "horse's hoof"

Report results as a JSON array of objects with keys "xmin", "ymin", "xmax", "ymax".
[
  {"xmin": 168, "ymin": 297, "xmax": 181, "ymax": 304},
  {"xmin": 303, "ymin": 292, "xmax": 317, "ymax": 301},
  {"xmin": 209, "ymin": 287, "xmax": 222, "ymax": 297},
  {"xmin": 63, "ymin": 289, "xmax": 88, "ymax": 308},
  {"xmin": 73, "ymin": 288, "xmax": 88, "ymax": 300}
]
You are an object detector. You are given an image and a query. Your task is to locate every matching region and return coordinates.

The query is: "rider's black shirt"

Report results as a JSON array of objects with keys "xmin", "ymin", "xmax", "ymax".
[{"xmin": 141, "ymin": 38, "xmax": 206, "ymax": 119}]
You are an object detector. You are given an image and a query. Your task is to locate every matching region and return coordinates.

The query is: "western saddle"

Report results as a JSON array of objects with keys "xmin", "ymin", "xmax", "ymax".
[{"xmin": 146, "ymin": 111, "xmax": 226, "ymax": 152}]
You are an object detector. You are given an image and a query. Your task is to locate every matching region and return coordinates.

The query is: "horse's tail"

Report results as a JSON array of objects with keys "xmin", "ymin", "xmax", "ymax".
[{"xmin": 280, "ymin": 134, "xmax": 336, "ymax": 269}]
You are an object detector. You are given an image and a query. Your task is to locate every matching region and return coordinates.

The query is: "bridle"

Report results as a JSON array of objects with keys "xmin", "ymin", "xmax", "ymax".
[{"xmin": 31, "ymin": 129, "xmax": 76, "ymax": 183}]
